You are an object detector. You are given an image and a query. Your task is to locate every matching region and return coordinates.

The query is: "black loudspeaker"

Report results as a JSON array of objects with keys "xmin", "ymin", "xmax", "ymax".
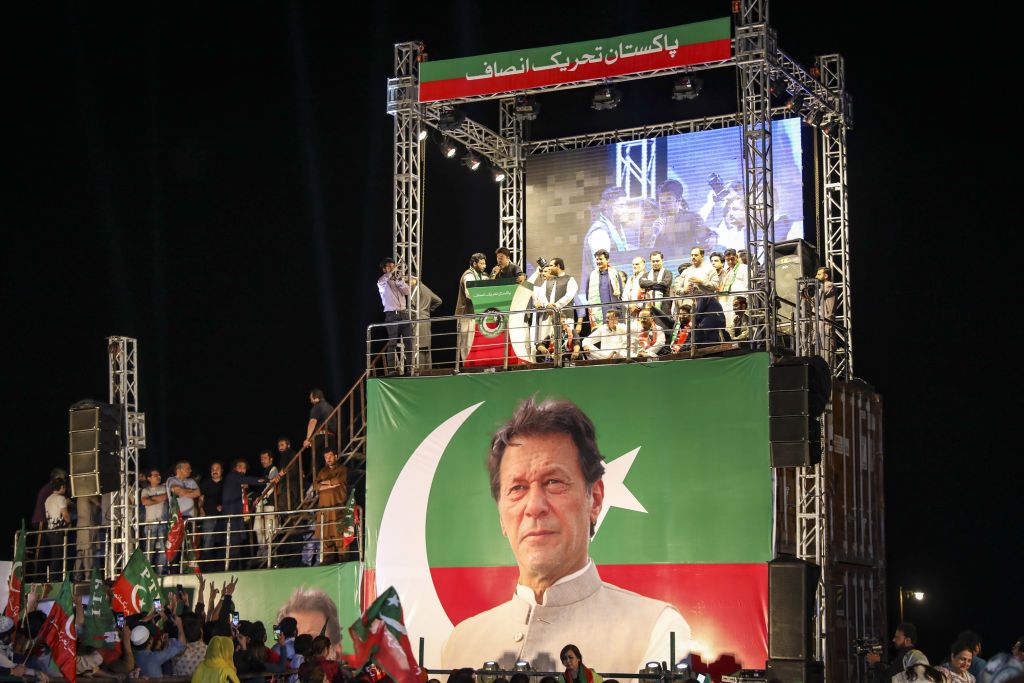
[
  {"xmin": 774, "ymin": 239, "xmax": 818, "ymax": 325},
  {"xmin": 768, "ymin": 556, "xmax": 821, "ymax": 662},
  {"xmin": 69, "ymin": 401, "xmax": 122, "ymax": 497},
  {"xmin": 768, "ymin": 358, "xmax": 830, "ymax": 467},
  {"xmin": 765, "ymin": 659, "xmax": 823, "ymax": 683}
]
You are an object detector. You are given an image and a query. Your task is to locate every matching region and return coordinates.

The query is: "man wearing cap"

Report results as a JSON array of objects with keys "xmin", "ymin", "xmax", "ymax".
[
  {"xmin": 1, "ymin": 615, "xmax": 48, "ymax": 679},
  {"xmin": 132, "ymin": 608, "xmax": 186, "ymax": 678}
]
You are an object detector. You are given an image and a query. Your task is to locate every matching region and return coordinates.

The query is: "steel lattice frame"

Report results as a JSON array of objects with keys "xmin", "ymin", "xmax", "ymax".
[
  {"xmin": 816, "ymin": 54, "xmax": 853, "ymax": 380},
  {"xmin": 107, "ymin": 336, "xmax": 143, "ymax": 575},
  {"xmin": 735, "ymin": 0, "xmax": 778, "ymax": 349},
  {"xmin": 498, "ymin": 99, "xmax": 525, "ymax": 265}
]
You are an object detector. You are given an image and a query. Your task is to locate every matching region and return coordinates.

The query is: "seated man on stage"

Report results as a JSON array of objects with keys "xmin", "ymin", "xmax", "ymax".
[
  {"xmin": 582, "ymin": 309, "xmax": 628, "ymax": 360},
  {"xmin": 632, "ymin": 309, "xmax": 665, "ymax": 358},
  {"xmin": 536, "ymin": 317, "xmax": 581, "ymax": 364}
]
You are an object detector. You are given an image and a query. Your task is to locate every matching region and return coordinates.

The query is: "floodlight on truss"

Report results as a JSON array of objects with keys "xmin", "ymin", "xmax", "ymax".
[
  {"xmin": 438, "ymin": 107, "xmax": 466, "ymax": 131},
  {"xmin": 591, "ymin": 84, "xmax": 622, "ymax": 111},
  {"xmin": 462, "ymin": 151, "xmax": 482, "ymax": 171},
  {"xmin": 769, "ymin": 74, "xmax": 789, "ymax": 99},
  {"xmin": 438, "ymin": 138, "xmax": 459, "ymax": 159},
  {"xmin": 821, "ymin": 116, "xmax": 842, "ymax": 137},
  {"xmin": 514, "ymin": 94, "xmax": 540, "ymax": 121},
  {"xmin": 417, "ymin": 128, "xmax": 428, "ymax": 141},
  {"xmin": 784, "ymin": 92, "xmax": 805, "ymax": 113},
  {"xmin": 491, "ymin": 166, "xmax": 507, "ymax": 183},
  {"xmin": 803, "ymin": 108, "xmax": 824, "ymax": 127},
  {"xmin": 672, "ymin": 75, "xmax": 703, "ymax": 101}
]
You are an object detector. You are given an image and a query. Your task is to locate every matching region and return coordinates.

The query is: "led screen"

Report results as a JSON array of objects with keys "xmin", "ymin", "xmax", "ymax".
[{"xmin": 524, "ymin": 118, "xmax": 804, "ymax": 289}]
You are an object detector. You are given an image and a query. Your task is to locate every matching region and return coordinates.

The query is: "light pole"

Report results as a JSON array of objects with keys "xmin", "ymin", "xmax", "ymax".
[{"xmin": 898, "ymin": 585, "xmax": 926, "ymax": 623}]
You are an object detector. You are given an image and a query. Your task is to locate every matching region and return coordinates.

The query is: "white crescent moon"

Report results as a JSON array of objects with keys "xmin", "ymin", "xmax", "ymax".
[
  {"xmin": 64, "ymin": 616, "xmax": 76, "ymax": 641},
  {"xmin": 131, "ymin": 585, "xmax": 143, "ymax": 613},
  {"xmin": 375, "ymin": 401, "xmax": 485, "ymax": 670}
]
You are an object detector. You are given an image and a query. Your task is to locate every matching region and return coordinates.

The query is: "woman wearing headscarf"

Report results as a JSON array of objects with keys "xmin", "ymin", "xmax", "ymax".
[
  {"xmin": 192, "ymin": 635, "xmax": 240, "ymax": 683},
  {"xmin": 560, "ymin": 644, "xmax": 603, "ymax": 683}
]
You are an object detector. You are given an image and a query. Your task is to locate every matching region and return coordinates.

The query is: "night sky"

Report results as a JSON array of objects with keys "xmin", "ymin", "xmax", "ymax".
[{"xmin": 7, "ymin": 0, "xmax": 1018, "ymax": 666}]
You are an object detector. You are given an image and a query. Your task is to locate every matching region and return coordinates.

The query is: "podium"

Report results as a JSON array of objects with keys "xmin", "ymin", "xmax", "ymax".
[{"xmin": 463, "ymin": 279, "xmax": 534, "ymax": 367}]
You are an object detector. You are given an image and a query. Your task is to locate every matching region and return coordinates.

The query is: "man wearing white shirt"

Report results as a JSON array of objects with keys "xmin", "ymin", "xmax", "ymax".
[
  {"xmin": 535, "ymin": 257, "xmax": 579, "ymax": 325},
  {"xmin": 623, "ymin": 256, "xmax": 647, "ymax": 319},
  {"xmin": 442, "ymin": 398, "xmax": 691, "ymax": 673},
  {"xmin": 582, "ymin": 310, "xmax": 628, "ymax": 360},
  {"xmin": 454, "ymin": 253, "xmax": 489, "ymax": 363}
]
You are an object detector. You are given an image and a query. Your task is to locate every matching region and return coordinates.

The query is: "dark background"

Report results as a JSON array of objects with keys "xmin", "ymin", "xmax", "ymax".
[{"xmin": 6, "ymin": 0, "xmax": 1018, "ymax": 668}]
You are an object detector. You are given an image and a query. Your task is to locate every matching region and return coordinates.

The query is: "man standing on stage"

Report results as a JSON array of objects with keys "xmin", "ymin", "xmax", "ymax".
[
  {"xmin": 585, "ymin": 249, "xmax": 625, "ymax": 329},
  {"xmin": 640, "ymin": 251, "xmax": 673, "ymax": 313},
  {"xmin": 535, "ymin": 257, "xmax": 579, "ymax": 346},
  {"xmin": 314, "ymin": 447, "xmax": 348, "ymax": 564},
  {"xmin": 304, "ymin": 389, "xmax": 336, "ymax": 457},
  {"xmin": 491, "ymin": 247, "xmax": 524, "ymax": 281},
  {"xmin": 410, "ymin": 277, "xmax": 442, "ymax": 370},
  {"xmin": 454, "ymin": 253, "xmax": 489, "ymax": 362},
  {"xmin": 376, "ymin": 257, "xmax": 413, "ymax": 376},
  {"xmin": 623, "ymin": 256, "xmax": 647, "ymax": 319}
]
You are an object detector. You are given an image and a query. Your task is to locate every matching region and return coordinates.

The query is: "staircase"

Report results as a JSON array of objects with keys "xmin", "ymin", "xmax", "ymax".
[{"xmin": 254, "ymin": 350, "xmax": 385, "ymax": 566}]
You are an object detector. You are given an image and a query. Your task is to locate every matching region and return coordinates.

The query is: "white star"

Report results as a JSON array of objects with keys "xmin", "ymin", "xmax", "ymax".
[
  {"xmin": 594, "ymin": 446, "xmax": 647, "ymax": 534},
  {"xmin": 386, "ymin": 595, "xmax": 400, "ymax": 607}
]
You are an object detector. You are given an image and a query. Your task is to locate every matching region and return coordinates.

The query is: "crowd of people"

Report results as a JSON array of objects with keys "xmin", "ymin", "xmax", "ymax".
[
  {"xmin": 0, "ymin": 575, "xmax": 373, "ymax": 683},
  {"xmin": 867, "ymin": 623, "xmax": 1023, "ymax": 683},
  {"xmin": 27, "ymin": 390, "xmax": 354, "ymax": 582},
  {"xmin": 377, "ymin": 245, "xmax": 838, "ymax": 373}
]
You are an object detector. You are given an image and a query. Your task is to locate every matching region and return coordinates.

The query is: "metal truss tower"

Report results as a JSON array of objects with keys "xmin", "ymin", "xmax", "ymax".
[
  {"xmin": 107, "ymin": 336, "xmax": 144, "ymax": 573},
  {"xmin": 388, "ymin": 41, "xmax": 426, "ymax": 296},
  {"xmin": 498, "ymin": 99, "xmax": 525, "ymax": 266},
  {"xmin": 816, "ymin": 54, "xmax": 853, "ymax": 379},
  {"xmin": 735, "ymin": 0, "xmax": 778, "ymax": 349}
]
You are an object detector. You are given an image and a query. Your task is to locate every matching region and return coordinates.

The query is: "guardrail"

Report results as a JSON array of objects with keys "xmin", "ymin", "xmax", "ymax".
[{"xmin": 17, "ymin": 504, "xmax": 362, "ymax": 583}]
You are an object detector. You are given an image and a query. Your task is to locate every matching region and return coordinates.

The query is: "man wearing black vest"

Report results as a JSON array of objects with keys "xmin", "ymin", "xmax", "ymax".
[{"xmin": 454, "ymin": 253, "xmax": 489, "ymax": 362}]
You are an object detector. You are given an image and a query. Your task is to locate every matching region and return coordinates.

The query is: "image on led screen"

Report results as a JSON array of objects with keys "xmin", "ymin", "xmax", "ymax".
[{"xmin": 524, "ymin": 118, "xmax": 804, "ymax": 285}]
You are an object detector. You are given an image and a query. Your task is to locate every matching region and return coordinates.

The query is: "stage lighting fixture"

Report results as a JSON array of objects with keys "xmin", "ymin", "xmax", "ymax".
[
  {"xmin": 591, "ymin": 84, "xmax": 622, "ymax": 110},
  {"xmin": 491, "ymin": 166, "xmax": 507, "ymax": 183},
  {"xmin": 769, "ymin": 75, "xmax": 789, "ymax": 99},
  {"xmin": 417, "ymin": 128, "xmax": 428, "ymax": 141},
  {"xmin": 480, "ymin": 661, "xmax": 500, "ymax": 683},
  {"xmin": 438, "ymin": 107, "xmax": 466, "ymax": 131},
  {"xmin": 513, "ymin": 661, "xmax": 532, "ymax": 672},
  {"xmin": 803, "ymin": 108, "xmax": 824, "ymax": 127},
  {"xmin": 784, "ymin": 92, "xmax": 805, "ymax": 112},
  {"xmin": 439, "ymin": 139, "xmax": 458, "ymax": 159},
  {"xmin": 821, "ymin": 117, "xmax": 842, "ymax": 137},
  {"xmin": 672, "ymin": 76, "xmax": 703, "ymax": 101},
  {"xmin": 644, "ymin": 662, "xmax": 663, "ymax": 675},
  {"xmin": 514, "ymin": 94, "xmax": 540, "ymax": 121},
  {"xmin": 462, "ymin": 152, "xmax": 482, "ymax": 171}
]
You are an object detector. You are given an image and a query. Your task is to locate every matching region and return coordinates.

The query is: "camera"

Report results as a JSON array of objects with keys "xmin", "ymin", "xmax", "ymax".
[
  {"xmin": 115, "ymin": 612, "xmax": 125, "ymax": 629},
  {"xmin": 153, "ymin": 598, "xmax": 162, "ymax": 611},
  {"xmin": 536, "ymin": 257, "xmax": 548, "ymax": 269},
  {"xmin": 231, "ymin": 612, "xmax": 240, "ymax": 627},
  {"xmin": 854, "ymin": 636, "xmax": 883, "ymax": 656}
]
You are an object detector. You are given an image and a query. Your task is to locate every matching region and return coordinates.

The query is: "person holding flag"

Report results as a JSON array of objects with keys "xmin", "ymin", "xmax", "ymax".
[
  {"xmin": 348, "ymin": 587, "xmax": 425, "ymax": 683},
  {"xmin": 36, "ymin": 579, "xmax": 77, "ymax": 682}
]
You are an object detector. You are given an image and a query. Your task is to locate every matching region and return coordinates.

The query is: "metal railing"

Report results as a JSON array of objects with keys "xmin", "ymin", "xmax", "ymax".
[
  {"xmin": 17, "ymin": 505, "xmax": 362, "ymax": 583},
  {"xmin": 367, "ymin": 290, "xmax": 771, "ymax": 375}
]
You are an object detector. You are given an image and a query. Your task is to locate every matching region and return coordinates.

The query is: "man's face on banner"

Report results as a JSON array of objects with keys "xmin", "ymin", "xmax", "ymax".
[{"xmin": 497, "ymin": 432, "xmax": 604, "ymax": 586}]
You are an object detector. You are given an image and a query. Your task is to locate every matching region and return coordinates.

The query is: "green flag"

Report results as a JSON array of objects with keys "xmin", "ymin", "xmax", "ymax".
[
  {"xmin": 111, "ymin": 548, "xmax": 161, "ymax": 615},
  {"xmin": 39, "ymin": 578, "xmax": 77, "ymax": 683},
  {"xmin": 81, "ymin": 569, "xmax": 117, "ymax": 645},
  {"xmin": 3, "ymin": 520, "xmax": 25, "ymax": 621}
]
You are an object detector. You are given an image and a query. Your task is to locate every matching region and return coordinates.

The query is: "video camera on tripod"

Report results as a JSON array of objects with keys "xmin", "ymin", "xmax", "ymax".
[{"xmin": 853, "ymin": 636, "xmax": 884, "ymax": 657}]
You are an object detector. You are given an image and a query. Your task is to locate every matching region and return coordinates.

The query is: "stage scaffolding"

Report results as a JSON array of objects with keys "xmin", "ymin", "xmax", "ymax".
[
  {"xmin": 107, "ymin": 335, "xmax": 145, "ymax": 574},
  {"xmin": 387, "ymin": 0, "xmax": 854, "ymax": 675}
]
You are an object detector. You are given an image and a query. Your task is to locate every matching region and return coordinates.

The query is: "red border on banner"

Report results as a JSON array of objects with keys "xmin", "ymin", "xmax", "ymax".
[
  {"xmin": 431, "ymin": 563, "xmax": 767, "ymax": 677},
  {"xmin": 419, "ymin": 39, "xmax": 731, "ymax": 102}
]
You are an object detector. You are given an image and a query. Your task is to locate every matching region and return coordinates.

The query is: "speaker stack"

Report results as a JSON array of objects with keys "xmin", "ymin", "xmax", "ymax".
[
  {"xmin": 773, "ymin": 239, "xmax": 819, "ymax": 332},
  {"xmin": 767, "ymin": 556, "xmax": 824, "ymax": 683},
  {"xmin": 69, "ymin": 400, "xmax": 122, "ymax": 497},
  {"xmin": 769, "ymin": 357, "xmax": 831, "ymax": 468}
]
